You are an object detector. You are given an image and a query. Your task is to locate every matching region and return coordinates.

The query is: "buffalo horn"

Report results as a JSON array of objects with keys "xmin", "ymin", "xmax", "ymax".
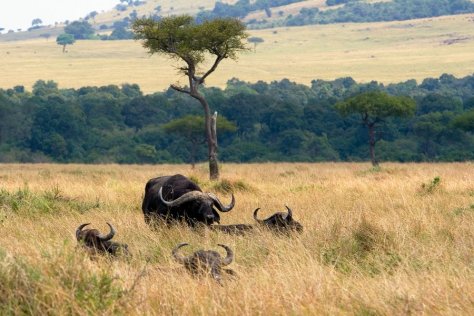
[
  {"xmin": 159, "ymin": 187, "xmax": 207, "ymax": 207},
  {"xmin": 98, "ymin": 222, "xmax": 116, "ymax": 241},
  {"xmin": 253, "ymin": 208, "xmax": 264, "ymax": 224},
  {"xmin": 285, "ymin": 205, "xmax": 293, "ymax": 219},
  {"xmin": 172, "ymin": 243, "xmax": 191, "ymax": 264},
  {"xmin": 76, "ymin": 223, "xmax": 90, "ymax": 240},
  {"xmin": 209, "ymin": 193, "xmax": 235, "ymax": 212},
  {"xmin": 218, "ymin": 244, "xmax": 234, "ymax": 266}
]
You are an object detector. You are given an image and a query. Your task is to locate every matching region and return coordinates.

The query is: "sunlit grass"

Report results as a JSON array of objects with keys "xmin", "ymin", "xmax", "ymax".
[{"xmin": 0, "ymin": 162, "xmax": 473, "ymax": 314}]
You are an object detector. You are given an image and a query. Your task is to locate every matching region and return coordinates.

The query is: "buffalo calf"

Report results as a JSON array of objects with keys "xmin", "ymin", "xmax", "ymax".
[
  {"xmin": 254, "ymin": 205, "xmax": 303, "ymax": 233},
  {"xmin": 76, "ymin": 222, "xmax": 129, "ymax": 256},
  {"xmin": 172, "ymin": 243, "xmax": 235, "ymax": 284}
]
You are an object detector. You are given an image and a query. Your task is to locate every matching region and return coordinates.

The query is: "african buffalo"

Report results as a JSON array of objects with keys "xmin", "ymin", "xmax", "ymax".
[
  {"xmin": 142, "ymin": 174, "xmax": 235, "ymax": 226},
  {"xmin": 172, "ymin": 243, "xmax": 235, "ymax": 284},
  {"xmin": 253, "ymin": 205, "xmax": 303, "ymax": 233},
  {"xmin": 76, "ymin": 222, "xmax": 129, "ymax": 256}
]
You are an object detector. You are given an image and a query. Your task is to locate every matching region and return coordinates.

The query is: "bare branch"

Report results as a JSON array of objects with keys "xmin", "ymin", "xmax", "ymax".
[
  {"xmin": 171, "ymin": 84, "xmax": 191, "ymax": 95},
  {"xmin": 197, "ymin": 55, "xmax": 224, "ymax": 85}
]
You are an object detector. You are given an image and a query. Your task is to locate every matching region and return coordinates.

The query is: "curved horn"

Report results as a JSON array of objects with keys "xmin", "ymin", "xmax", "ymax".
[
  {"xmin": 253, "ymin": 208, "xmax": 264, "ymax": 224},
  {"xmin": 209, "ymin": 193, "xmax": 235, "ymax": 212},
  {"xmin": 159, "ymin": 187, "xmax": 207, "ymax": 207},
  {"xmin": 285, "ymin": 205, "xmax": 293, "ymax": 219},
  {"xmin": 218, "ymin": 244, "xmax": 234, "ymax": 266},
  {"xmin": 76, "ymin": 223, "xmax": 90, "ymax": 240},
  {"xmin": 172, "ymin": 242, "xmax": 190, "ymax": 265},
  {"xmin": 98, "ymin": 222, "xmax": 116, "ymax": 241}
]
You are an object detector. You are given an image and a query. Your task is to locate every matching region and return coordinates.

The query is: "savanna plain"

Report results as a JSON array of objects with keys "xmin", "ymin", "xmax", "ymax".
[
  {"xmin": 0, "ymin": 162, "xmax": 473, "ymax": 315},
  {"xmin": 1, "ymin": 14, "xmax": 474, "ymax": 93}
]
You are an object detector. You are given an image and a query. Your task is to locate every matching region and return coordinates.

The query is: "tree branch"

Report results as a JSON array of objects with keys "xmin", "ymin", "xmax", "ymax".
[
  {"xmin": 196, "ymin": 55, "xmax": 224, "ymax": 85},
  {"xmin": 170, "ymin": 84, "xmax": 191, "ymax": 95}
]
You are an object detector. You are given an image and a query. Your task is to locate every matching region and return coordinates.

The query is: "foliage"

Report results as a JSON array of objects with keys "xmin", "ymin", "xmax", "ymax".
[
  {"xmin": 64, "ymin": 21, "xmax": 95, "ymax": 40},
  {"xmin": 285, "ymin": 0, "xmax": 474, "ymax": 27},
  {"xmin": 1, "ymin": 74, "xmax": 474, "ymax": 163},
  {"xmin": 132, "ymin": 15, "xmax": 248, "ymax": 73},
  {"xmin": 453, "ymin": 109, "xmax": 474, "ymax": 132},
  {"xmin": 56, "ymin": 33, "xmax": 75, "ymax": 52},
  {"xmin": 335, "ymin": 91, "xmax": 416, "ymax": 119},
  {"xmin": 196, "ymin": 0, "xmax": 305, "ymax": 22}
]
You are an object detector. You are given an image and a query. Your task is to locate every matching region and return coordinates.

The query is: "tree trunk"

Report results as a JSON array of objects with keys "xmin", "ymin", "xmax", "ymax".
[
  {"xmin": 209, "ymin": 112, "xmax": 219, "ymax": 180},
  {"xmin": 193, "ymin": 94, "xmax": 219, "ymax": 180},
  {"xmin": 368, "ymin": 124, "xmax": 378, "ymax": 167},
  {"xmin": 62, "ymin": 44, "xmax": 66, "ymax": 53}
]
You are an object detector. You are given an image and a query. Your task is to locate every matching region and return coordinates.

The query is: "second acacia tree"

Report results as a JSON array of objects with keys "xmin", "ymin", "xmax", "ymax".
[{"xmin": 132, "ymin": 15, "xmax": 248, "ymax": 180}]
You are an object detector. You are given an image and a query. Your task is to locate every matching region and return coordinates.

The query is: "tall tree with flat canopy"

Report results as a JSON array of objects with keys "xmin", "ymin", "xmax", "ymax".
[
  {"xmin": 56, "ymin": 33, "xmax": 75, "ymax": 53},
  {"xmin": 132, "ymin": 15, "xmax": 248, "ymax": 180},
  {"xmin": 336, "ymin": 91, "xmax": 415, "ymax": 167}
]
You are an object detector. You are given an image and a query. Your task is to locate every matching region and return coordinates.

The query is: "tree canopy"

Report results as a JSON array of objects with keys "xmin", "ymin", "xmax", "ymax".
[{"xmin": 56, "ymin": 33, "xmax": 75, "ymax": 52}]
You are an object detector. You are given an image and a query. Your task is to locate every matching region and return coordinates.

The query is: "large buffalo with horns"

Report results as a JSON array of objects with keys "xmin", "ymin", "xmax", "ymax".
[{"xmin": 142, "ymin": 174, "xmax": 235, "ymax": 226}]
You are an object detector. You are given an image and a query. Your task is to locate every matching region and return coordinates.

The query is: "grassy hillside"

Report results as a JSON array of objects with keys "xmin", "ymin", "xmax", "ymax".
[
  {"xmin": 1, "ymin": 14, "xmax": 473, "ymax": 93},
  {"xmin": 0, "ymin": 162, "xmax": 473, "ymax": 314}
]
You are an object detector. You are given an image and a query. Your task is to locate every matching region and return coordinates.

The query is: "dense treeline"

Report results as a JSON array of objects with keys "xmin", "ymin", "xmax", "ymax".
[
  {"xmin": 0, "ymin": 74, "xmax": 473, "ymax": 164},
  {"xmin": 284, "ymin": 0, "xmax": 474, "ymax": 27},
  {"xmin": 196, "ymin": 0, "xmax": 305, "ymax": 23}
]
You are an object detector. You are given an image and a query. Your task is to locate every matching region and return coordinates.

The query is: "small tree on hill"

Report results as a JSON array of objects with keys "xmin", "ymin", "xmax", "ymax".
[
  {"xmin": 336, "ymin": 91, "xmax": 415, "ymax": 166},
  {"xmin": 132, "ymin": 15, "xmax": 248, "ymax": 180},
  {"xmin": 56, "ymin": 33, "xmax": 75, "ymax": 53},
  {"xmin": 162, "ymin": 115, "xmax": 237, "ymax": 168},
  {"xmin": 248, "ymin": 36, "xmax": 264, "ymax": 52},
  {"xmin": 32, "ymin": 18, "xmax": 43, "ymax": 27}
]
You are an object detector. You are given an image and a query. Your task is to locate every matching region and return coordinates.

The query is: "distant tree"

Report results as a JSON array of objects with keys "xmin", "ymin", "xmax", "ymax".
[
  {"xmin": 132, "ymin": 15, "xmax": 248, "ymax": 180},
  {"xmin": 248, "ymin": 36, "xmax": 264, "ymax": 51},
  {"xmin": 39, "ymin": 33, "xmax": 51, "ymax": 41},
  {"xmin": 56, "ymin": 33, "xmax": 75, "ymax": 53},
  {"xmin": 162, "ymin": 115, "xmax": 237, "ymax": 168},
  {"xmin": 0, "ymin": 27, "xmax": 4, "ymax": 33},
  {"xmin": 453, "ymin": 110, "xmax": 474, "ymax": 132},
  {"xmin": 31, "ymin": 18, "xmax": 43, "ymax": 27},
  {"xmin": 336, "ymin": 91, "xmax": 416, "ymax": 166},
  {"xmin": 65, "ymin": 21, "xmax": 94, "ymax": 39},
  {"xmin": 87, "ymin": 11, "xmax": 98, "ymax": 23}
]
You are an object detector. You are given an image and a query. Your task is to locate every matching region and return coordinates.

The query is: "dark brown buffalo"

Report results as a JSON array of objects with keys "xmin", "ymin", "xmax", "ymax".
[
  {"xmin": 172, "ymin": 243, "xmax": 235, "ymax": 284},
  {"xmin": 76, "ymin": 222, "xmax": 129, "ymax": 256},
  {"xmin": 253, "ymin": 205, "xmax": 303, "ymax": 233},
  {"xmin": 142, "ymin": 174, "xmax": 235, "ymax": 226}
]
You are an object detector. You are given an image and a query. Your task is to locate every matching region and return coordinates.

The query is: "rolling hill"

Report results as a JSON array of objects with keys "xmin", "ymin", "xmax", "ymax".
[{"xmin": 1, "ymin": 13, "xmax": 473, "ymax": 93}]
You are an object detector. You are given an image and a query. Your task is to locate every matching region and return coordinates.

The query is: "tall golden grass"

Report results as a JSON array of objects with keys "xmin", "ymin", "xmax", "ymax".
[{"xmin": 0, "ymin": 163, "xmax": 473, "ymax": 314}]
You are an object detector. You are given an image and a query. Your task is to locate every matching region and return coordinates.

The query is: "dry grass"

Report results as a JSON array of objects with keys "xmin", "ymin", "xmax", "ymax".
[
  {"xmin": 1, "ymin": 14, "xmax": 474, "ymax": 93},
  {"xmin": 0, "ymin": 162, "xmax": 473, "ymax": 314}
]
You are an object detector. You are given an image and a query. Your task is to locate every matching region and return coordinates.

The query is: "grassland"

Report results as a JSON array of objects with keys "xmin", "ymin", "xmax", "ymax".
[
  {"xmin": 1, "ymin": 14, "xmax": 474, "ymax": 94},
  {"xmin": 0, "ymin": 162, "xmax": 473, "ymax": 314}
]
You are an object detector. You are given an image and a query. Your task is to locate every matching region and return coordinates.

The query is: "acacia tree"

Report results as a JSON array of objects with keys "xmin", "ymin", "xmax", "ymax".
[
  {"xmin": 162, "ymin": 115, "xmax": 237, "ymax": 169},
  {"xmin": 336, "ymin": 91, "xmax": 415, "ymax": 166},
  {"xmin": 132, "ymin": 15, "xmax": 248, "ymax": 180},
  {"xmin": 56, "ymin": 33, "xmax": 75, "ymax": 53}
]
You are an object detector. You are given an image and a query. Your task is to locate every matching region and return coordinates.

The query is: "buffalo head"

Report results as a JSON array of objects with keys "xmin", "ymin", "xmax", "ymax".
[
  {"xmin": 253, "ymin": 205, "xmax": 303, "ymax": 233},
  {"xmin": 172, "ymin": 243, "xmax": 235, "ymax": 284},
  {"xmin": 76, "ymin": 222, "xmax": 129, "ymax": 256}
]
